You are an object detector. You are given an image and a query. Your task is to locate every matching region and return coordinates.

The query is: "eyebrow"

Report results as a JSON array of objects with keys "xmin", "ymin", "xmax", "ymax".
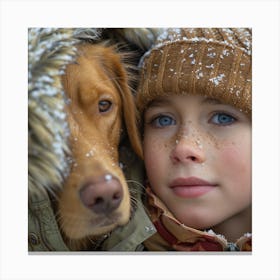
[
  {"xmin": 202, "ymin": 97, "xmax": 222, "ymax": 105},
  {"xmin": 147, "ymin": 98, "xmax": 171, "ymax": 108}
]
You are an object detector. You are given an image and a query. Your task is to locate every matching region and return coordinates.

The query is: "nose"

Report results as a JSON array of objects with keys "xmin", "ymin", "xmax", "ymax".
[
  {"xmin": 170, "ymin": 136, "xmax": 206, "ymax": 164},
  {"xmin": 79, "ymin": 175, "xmax": 123, "ymax": 214}
]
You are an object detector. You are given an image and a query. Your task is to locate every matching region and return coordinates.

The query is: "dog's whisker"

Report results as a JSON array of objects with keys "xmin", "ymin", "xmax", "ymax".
[
  {"xmin": 128, "ymin": 187, "xmax": 150, "ymax": 214},
  {"xmin": 130, "ymin": 197, "xmax": 138, "ymax": 210},
  {"xmin": 127, "ymin": 180, "xmax": 146, "ymax": 196},
  {"xmin": 126, "ymin": 179, "xmax": 145, "ymax": 189}
]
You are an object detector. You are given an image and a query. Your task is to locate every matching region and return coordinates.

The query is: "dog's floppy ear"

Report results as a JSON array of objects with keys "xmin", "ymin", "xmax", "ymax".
[
  {"xmin": 119, "ymin": 76, "xmax": 143, "ymax": 159},
  {"xmin": 111, "ymin": 59, "xmax": 143, "ymax": 159}
]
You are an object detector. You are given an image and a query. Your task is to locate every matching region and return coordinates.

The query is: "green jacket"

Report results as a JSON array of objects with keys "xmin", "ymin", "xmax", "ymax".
[
  {"xmin": 28, "ymin": 188, "xmax": 155, "ymax": 251},
  {"xmin": 28, "ymin": 187, "xmax": 155, "ymax": 251},
  {"xmin": 28, "ymin": 189, "xmax": 69, "ymax": 251}
]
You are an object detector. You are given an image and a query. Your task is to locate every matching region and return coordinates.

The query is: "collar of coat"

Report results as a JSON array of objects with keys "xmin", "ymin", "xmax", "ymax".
[{"xmin": 144, "ymin": 186, "xmax": 252, "ymax": 252}]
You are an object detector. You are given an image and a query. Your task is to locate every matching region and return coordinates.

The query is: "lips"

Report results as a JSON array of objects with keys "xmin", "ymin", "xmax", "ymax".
[{"xmin": 169, "ymin": 177, "xmax": 217, "ymax": 198}]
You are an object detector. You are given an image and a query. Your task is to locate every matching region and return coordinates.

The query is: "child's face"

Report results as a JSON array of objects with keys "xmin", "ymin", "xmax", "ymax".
[{"xmin": 143, "ymin": 94, "xmax": 251, "ymax": 232}]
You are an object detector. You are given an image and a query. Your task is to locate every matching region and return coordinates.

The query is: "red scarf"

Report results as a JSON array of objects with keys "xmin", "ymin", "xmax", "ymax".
[{"xmin": 144, "ymin": 186, "xmax": 252, "ymax": 251}]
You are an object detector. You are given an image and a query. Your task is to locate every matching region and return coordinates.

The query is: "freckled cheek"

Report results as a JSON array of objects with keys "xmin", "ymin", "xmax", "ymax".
[
  {"xmin": 143, "ymin": 136, "xmax": 169, "ymax": 173},
  {"xmin": 218, "ymin": 142, "xmax": 251, "ymax": 179}
]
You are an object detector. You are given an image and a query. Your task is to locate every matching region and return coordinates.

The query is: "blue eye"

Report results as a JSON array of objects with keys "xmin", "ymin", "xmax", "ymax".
[
  {"xmin": 211, "ymin": 113, "xmax": 236, "ymax": 125},
  {"xmin": 152, "ymin": 115, "xmax": 176, "ymax": 127}
]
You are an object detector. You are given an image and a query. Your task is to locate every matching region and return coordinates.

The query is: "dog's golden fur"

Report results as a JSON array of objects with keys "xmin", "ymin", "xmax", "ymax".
[{"xmin": 59, "ymin": 42, "xmax": 142, "ymax": 250}]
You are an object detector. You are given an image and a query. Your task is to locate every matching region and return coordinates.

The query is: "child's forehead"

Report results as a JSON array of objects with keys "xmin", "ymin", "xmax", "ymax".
[{"xmin": 147, "ymin": 95, "xmax": 222, "ymax": 108}]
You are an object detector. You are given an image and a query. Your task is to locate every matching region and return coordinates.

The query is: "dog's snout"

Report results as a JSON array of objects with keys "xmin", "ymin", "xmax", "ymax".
[{"xmin": 79, "ymin": 175, "xmax": 123, "ymax": 214}]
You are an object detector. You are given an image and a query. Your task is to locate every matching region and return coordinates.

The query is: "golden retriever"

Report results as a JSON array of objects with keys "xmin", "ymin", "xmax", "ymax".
[{"xmin": 58, "ymin": 42, "xmax": 142, "ymax": 250}]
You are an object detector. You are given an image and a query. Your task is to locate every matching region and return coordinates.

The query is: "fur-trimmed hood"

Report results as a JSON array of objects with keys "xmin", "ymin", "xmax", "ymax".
[{"xmin": 28, "ymin": 28, "xmax": 78, "ymax": 198}]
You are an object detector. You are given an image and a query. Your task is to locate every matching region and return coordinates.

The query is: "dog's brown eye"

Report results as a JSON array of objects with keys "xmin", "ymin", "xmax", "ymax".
[{"xmin": 98, "ymin": 100, "xmax": 112, "ymax": 113}]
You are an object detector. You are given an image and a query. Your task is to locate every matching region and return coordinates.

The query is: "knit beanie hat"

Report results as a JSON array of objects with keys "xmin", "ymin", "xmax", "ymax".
[{"xmin": 136, "ymin": 28, "xmax": 252, "ymax": 117}]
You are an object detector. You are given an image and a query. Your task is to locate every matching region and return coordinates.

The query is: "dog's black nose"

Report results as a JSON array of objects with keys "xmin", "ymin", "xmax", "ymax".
[{"xmin": 79, "ymin": 175, "xmax": 123, "ymax": 214}]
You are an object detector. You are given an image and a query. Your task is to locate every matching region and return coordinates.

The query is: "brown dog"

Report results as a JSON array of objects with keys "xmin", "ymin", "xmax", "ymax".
[{"xmin": 58, "ymin": 42, "xmax": 142, "ymax": 250}]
